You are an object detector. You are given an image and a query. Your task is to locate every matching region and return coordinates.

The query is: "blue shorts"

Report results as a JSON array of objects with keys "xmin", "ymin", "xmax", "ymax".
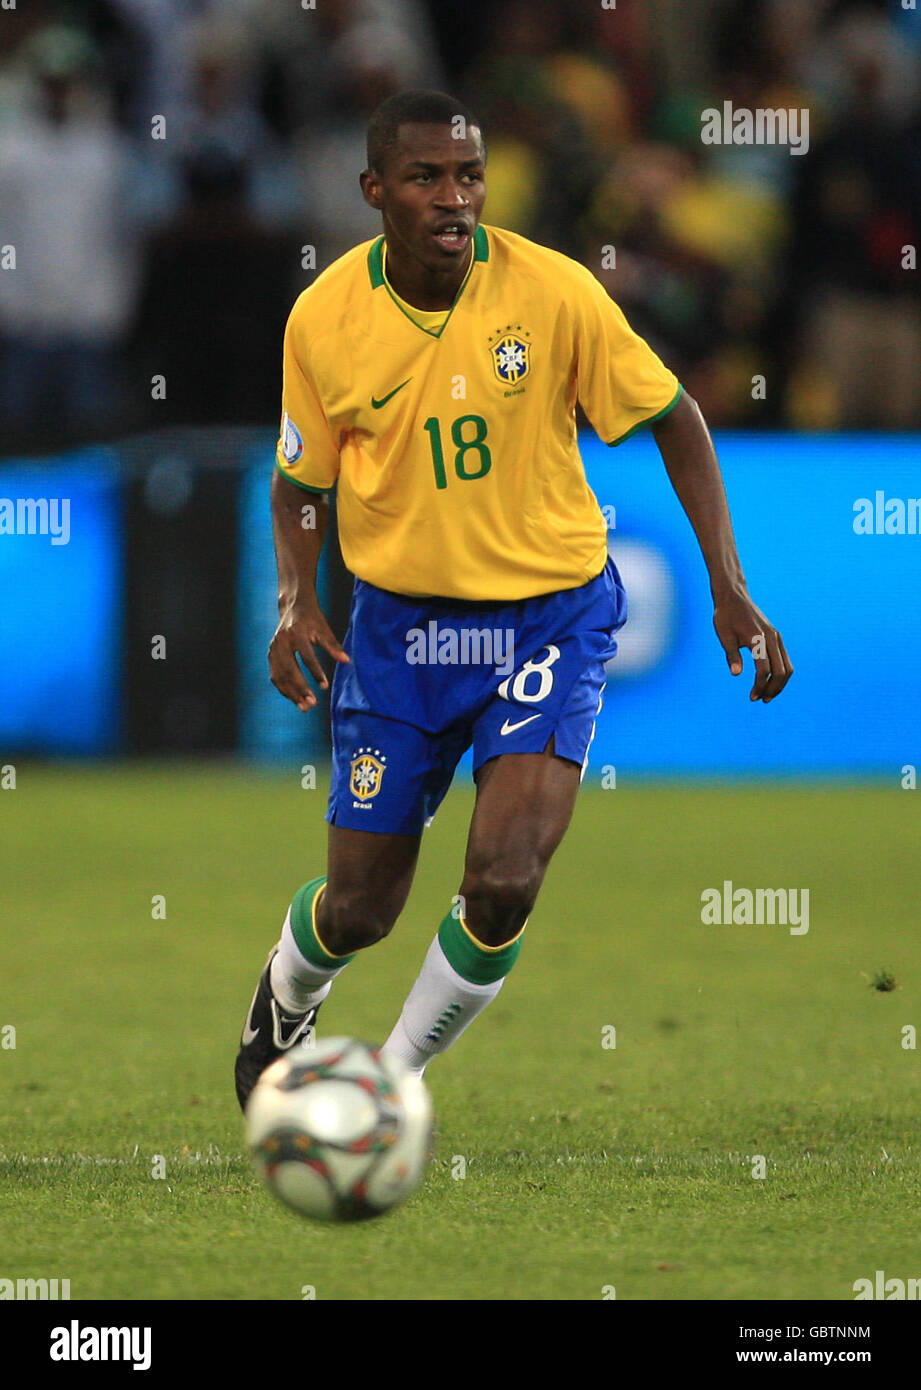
[{"xmin": 327, "ymin": 559, "xmax": 627, "ymax": 835}]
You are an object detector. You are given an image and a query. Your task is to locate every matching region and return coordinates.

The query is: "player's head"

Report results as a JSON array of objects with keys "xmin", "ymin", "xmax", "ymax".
[{"xmin": 361, "ymin": 90, "xmax": 486, "ymax": 269}]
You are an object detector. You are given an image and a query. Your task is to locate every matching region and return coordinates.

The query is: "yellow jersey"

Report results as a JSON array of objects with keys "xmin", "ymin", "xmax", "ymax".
[{"xmin": 276, "ymin": 224, "xmax": 681, "ymax": 600}]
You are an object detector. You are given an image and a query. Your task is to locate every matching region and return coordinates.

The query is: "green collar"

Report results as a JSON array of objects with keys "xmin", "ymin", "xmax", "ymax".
[
  {"xmin": 367, "ymin": 226, "xmax": 489, "ymax": 339},
  {"xmin": 368, "ymin": 224, "xmax": 489, "ymax": 287}
]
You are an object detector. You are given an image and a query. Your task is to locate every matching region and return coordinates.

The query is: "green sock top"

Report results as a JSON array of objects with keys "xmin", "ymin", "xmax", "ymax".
[
  {"xmin": 437, "ymin": 910, "xmax": 525, "ymax": 985},
  {"xmin": 289, "ymin": 878, "xmax": 356, "ymax": 967}
]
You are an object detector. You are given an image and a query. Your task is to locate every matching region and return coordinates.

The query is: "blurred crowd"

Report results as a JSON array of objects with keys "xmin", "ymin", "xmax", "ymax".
[{"xmin": 0, "ymin": 0, "xmax": 919, "ymax": 454}]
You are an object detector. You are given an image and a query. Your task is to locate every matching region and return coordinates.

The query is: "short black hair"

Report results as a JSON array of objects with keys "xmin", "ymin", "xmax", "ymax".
[{"xmin": 366, "ymin": 89, "xmax": 484, "ymax": 174}]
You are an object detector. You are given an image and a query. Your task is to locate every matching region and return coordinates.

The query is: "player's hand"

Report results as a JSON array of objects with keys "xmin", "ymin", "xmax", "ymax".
[
  {"xmin": 713, "ymin": 588, "xmax": 793, "ymax": 703},
  {"xmin": 269, "ymin": 600, "xmax": 349, "ymax": 712}
]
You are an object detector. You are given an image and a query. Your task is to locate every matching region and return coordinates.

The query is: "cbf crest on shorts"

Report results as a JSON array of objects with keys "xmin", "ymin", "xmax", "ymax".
[
  {"xmin": 349, "ymin": 747, "xmax": 387, "ymax": 802},
  {"xmin": 487, "ymin": 325, "xmax": 531, "ymax": 386}
]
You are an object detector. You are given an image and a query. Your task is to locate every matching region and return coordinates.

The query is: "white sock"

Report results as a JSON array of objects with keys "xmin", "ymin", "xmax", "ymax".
[
  {"xmin": 381, "ymin": 936, "xmax": 504, "ymax": 1075},
  {"xmin": 269, "ymin": 907, "xmax": 348, "ymax": 1014}
]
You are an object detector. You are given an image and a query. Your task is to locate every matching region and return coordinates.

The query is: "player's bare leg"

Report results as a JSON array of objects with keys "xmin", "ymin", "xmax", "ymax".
[
  {"xmin": 459, "ymin": 740, "xmax": 581, "ymax": 945},
  {"xmin": 381, "ymin": 740, "xmax": 581, "ymax": 1074},
  {"xmin": 317, "ymin": 825, "xmax": 421, "ymax": 954}
]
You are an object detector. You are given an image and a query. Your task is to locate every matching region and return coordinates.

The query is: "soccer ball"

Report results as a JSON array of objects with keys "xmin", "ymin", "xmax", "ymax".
[{"xmin": 245, "ymin": 1037, "xmax": 434, "ymax": 1221}]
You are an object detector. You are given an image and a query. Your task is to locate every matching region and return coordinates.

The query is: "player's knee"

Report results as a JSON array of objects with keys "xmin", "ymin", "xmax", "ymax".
[
  {"xmin": 320, "ymin": 890, "xmax": 397, "ymax": 955},
  {"xmin": 461, "ymin": 864, "xmax": 541, "ymax": 947}
]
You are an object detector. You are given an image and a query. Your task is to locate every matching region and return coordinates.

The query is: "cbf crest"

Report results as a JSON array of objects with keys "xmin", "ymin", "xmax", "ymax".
[
  {"xmin": 487, "ymin": 324, "xmax": 532, "ymax": 386},
  {"xmin": 349, "ymin": 747, "xmax": 387, "ymax": 802}
]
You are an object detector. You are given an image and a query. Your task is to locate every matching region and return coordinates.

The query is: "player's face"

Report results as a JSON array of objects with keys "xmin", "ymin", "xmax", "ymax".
[{"xmin": 364, "ymin": 122, "xmax": 486, "ymax": 272}]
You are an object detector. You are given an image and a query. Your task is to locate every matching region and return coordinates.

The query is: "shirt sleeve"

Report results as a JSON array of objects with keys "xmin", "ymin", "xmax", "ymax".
[
  {"xmin": 275, "ymin": 308, "xmax": 341, "ymax": 492},
  {"xmin": 571, "ymin": 268, "xmax": 682, "ymax": 446}
]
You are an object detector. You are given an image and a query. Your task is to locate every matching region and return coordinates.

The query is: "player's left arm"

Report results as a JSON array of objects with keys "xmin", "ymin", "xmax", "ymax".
[{"xmin": 651, "ymin": 391, "xmax": 793, "ymax": 703}]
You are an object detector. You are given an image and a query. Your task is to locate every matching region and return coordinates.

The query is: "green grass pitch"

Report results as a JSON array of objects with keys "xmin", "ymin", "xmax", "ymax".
[{"xmin": 1, "ymin": 766, "xmax": 918, "ymax": 1301}]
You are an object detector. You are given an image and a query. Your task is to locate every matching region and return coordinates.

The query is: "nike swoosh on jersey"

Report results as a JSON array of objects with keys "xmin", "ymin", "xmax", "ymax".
[
  {"xmin": 371, "ymin": 378, "xmax": 412, "ymax": 408},
  {"xmin": 500, "ymin": 713, "xmax": 542, "ymax": 735}
]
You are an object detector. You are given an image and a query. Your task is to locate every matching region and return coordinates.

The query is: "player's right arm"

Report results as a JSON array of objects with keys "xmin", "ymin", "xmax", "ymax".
[
  {"xmin": 270, "ymin": 299, "xmax": 348, "ymax": 711},
  {"xmin": 268, "ymin": 468, "xmax": 348, "ymax": 712}
]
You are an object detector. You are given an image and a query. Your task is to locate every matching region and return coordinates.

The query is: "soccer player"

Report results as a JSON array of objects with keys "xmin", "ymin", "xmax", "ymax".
[{"xmin": 234, "ymin": 90, "xmax": 792, "ymax": 1109}]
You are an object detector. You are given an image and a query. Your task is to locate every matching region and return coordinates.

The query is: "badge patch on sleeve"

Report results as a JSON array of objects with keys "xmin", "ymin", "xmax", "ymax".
[{"xmin": 281, "ymin": 412, "xmax": 304, "ymax": 463}]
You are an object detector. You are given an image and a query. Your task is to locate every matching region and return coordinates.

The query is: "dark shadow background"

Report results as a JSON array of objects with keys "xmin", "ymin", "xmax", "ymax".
[{"xmin": 1, "ymin": 0, "xmax": 919, "ymax": 460}]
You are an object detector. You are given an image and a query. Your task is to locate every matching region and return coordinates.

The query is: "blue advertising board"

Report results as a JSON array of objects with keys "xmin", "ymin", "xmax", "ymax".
[
  {"xmin": 581, "ymin": 431, "xmax": 920, "ymax": 776},
  {"xmin": 1, "ymin": 432, "xmax": 917, "ymax": 774},
  {"xmin": 0, "ymin": 453, "xmax": 122, "ymax": 754}
]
